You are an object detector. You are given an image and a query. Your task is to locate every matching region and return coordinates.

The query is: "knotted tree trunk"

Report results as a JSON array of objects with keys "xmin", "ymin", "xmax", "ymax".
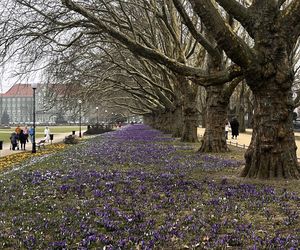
[
  {"xmin": 241, "ymin": 82, "xmax": 300, "ymax": 178},
  {"xmin": 170, "ymin": 105, "xmax": 183, "ymax": 138},
  {"xmin": 180, "ymin": 80, "xmax": 199, "ymax": 143},
  {"xmin": 199, "ymin": 85, "xmax": 229, "ymax": 152}
]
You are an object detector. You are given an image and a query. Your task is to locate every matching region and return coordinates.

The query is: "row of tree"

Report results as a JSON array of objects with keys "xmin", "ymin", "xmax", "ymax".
[{"xmin": 0, "ymin": 0, "xmax": 300, "ymax": 179}]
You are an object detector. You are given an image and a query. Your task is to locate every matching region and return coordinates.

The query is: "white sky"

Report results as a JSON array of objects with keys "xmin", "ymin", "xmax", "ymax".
[{"xmin": 0, "ymin": 63, "xmax": 43, "ymax": 93}]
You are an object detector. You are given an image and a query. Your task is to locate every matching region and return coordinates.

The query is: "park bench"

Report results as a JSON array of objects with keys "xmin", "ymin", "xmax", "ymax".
[{"xmin": 37, "ymin": 139, "xmax": 46, "ymax": 150}]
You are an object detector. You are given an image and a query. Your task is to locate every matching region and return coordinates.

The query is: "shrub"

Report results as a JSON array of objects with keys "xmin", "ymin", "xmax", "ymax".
[{"xmin": 63, "ymin": 135, "xmax": 79, "ymax": 144}]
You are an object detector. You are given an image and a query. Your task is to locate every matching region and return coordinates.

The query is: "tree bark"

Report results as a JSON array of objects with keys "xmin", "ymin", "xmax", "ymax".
[
  {"xmin": 200, "ymin": 107, "xmax": 206, "ymax": 128},
  {"xmin": 238, "ymin": 108, "xmax": 246, "ymax": 133},
  {"xmin": 245, "ymin": 92, "xmax": 253, "ymax": 128},
  {"xmin": 188, "ymin": 0, "xmax": 300, "ymax": 179},
  {"xmin": 159, "ymin": 112, "xmax": 172, "ymax": 134},
  {"xmin": 196, "ymin": 86, "xmax": 206, "ymax": 128},
  {"xmin": 199, "ymin": 85, "xmax": 229, "ymax": 152},
  {"xmin": 236, "ymin": 82, "xmax": 246, "ymax": 132},
  {"xmin": 175, "ymin": 73, "xmax": 199, "ymax": 143},
  {"xmin": 181, "ymin": 85, "xmax": 199, "ymax": 142},
  {"xmin": 170, "ymin": 105, "xmax": 183, "ymax": 138},
  {"xmin": 143, "ymin": 106, "xmax": 183, "ymax": 137},
  {"xmin": 181, "ymin": 108, "xmax": 198, "ymax": 142},
  {"xmin": 197, "ymin": 29, "xmax": 234, "ymax": 152},
  {"xmin": 241, "ymin": 82, "xmax": 300, "ymax": 179}
]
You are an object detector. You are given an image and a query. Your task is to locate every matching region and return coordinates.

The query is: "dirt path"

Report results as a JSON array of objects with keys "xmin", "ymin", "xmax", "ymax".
[{"xmin": 197, "ymin": 127, "xmax": 300, "ymax": 158}]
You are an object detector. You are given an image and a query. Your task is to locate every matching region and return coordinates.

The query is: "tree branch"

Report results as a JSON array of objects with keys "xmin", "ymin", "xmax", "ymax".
[
  {"xmin": 191, "ymin": 64, "xmax": 242, "ymax": 86},
  {"xmin": 172, "ymin": 0, "xmax": 222, "ymax": 60},
  {"xmin": 189, "ymin": 0, "xmax": 255, "ymax": 68},
  {"xmin": 279, "ymin": 0, "xmax": 300, "ymax": 40},
  {"xmin": 278, "ymin": 0, "xmax": 288, "ymax": 8},
  {"xmin": 61, "ymin": 0, "xmax": 238, "ymax": 82},
  {"xmin": 222, "ymin": 76, "xmax": 244, "ymax": 100},
  {"xmin": 293, "ymin": 88, "xmax": 300, "ymax": 108},
  {"xmin": 216, "ymin": 0, "xmax": 253, "ymax": 36}
]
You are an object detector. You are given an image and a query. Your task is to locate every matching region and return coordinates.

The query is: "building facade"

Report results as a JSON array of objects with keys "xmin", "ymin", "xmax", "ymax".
[{"xmin": 0, "ymin": 83, "xmax": 57, "ymax": 125}]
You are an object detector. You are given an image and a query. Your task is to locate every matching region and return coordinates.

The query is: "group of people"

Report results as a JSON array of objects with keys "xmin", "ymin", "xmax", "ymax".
[
  {"xmin": 9, "ymin": 125, "xmax": 51, "ymax": 151},
  {"xmin": 10, "ymin": 125, "xmax": 32, "ymax": 150},
  {"xmin": 225, "ymin": 118, "xmax": 240, "ymax": 140}
]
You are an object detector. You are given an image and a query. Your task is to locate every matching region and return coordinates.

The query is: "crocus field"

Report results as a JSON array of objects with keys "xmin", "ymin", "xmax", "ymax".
[{"xmin": 0, "ymin": 125, "xmax": 299, "ymax": 249}]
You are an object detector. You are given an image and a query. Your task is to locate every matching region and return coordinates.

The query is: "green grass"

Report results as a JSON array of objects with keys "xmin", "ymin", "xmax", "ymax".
[{"xmin": 34, "ymin": 125, "xmax": 80, "ymax": 133}]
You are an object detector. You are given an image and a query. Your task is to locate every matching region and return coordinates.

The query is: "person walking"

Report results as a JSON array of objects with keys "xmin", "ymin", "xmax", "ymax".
[
  {"xmin": 15, "ymin": 125, "xmax": 21, "ymax": 135},
  {"xmin": 15, "ymin": 124, "xmax": 21, "ymax": 148},
  {"xmin": 44, "ymin": 126, "xmax": 50, "ymax": 142},
  {"xmin": 10, "ymin": 132, "xmax": 18, "ymax": 150},
  {"xmin": 23, "ymin": 125, "xmax": 29, "ymax": 142},
  {"xmin": 29, "ymin": 126, "xmax": 34, "ymax": 143},
  {"xmin": 230, "ymin": 117, "xmax": 239, "ymax": 139},
  {"xmin": 225, "ymin": 120, "xmax": 231, "ymax": 140},
  {"xmin": 19, "ymin": 129, "xmax": 27, "ymax": 150}
]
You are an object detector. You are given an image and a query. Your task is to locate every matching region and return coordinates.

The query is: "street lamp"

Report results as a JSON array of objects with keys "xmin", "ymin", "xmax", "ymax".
[
  {"xmin": 104, "ymin": 109, "xmax": 108, "ymax": 125},
  {"xmin": 111, "ymin": 112, "xmax": 115, "ymax": 124},
  {"xmin": 78, "ymin": 99, "xmax": 82, "ymax": 137},
  {"xmin": 31, "ymin": 82, "xmax": 38, "ymax": 153},
  {"xmin": 96, "ymin": 106, "xmax": 99, "ymax": 125}
]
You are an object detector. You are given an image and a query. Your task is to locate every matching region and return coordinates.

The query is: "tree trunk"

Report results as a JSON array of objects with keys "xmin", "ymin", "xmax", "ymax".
[
  {"xmin": 176, "ymin": 75, "xmax": 199, "ymax": 143},
  {"xmin": 238, "ymin": 106, "xmax": 246, "ymax": 132},
  {"xmin": 181, "ymin": 89, "xmax": 199, "ymax": 142},
  {"xmin": 197, "ymin": 86, "xmax": 206, "ymax": 128},
  {"xmin": 143, "ymin": 114, "xmax": 155, "ymax": 127},
  {"xmin": 197, "ymin": 30, "xmax": 233, "ymax": 152},
  {"xmin": 199, "ymin": 85, "xmax": 229, "ymax": 152},
  {"xmin": 241, "ymin": 83, "xmax": 300, "ymax": 179},
  {"xmin": 200, "ymin": 108, "xmax": 206, "ymax": 128},
  {"xmin": 171, "ymin": 105, "xmax": 183, "ymax": 138},
  {"xmin": 236, "ymin": 82, "xmax": 246, "ymax": 132},
  {"xmin": 161, "ymin": 112, "xmax": 173, "ymax": 134},
  {"xmin": 246, "ymin": 97, "xmax": 253, "ymax": 128}
]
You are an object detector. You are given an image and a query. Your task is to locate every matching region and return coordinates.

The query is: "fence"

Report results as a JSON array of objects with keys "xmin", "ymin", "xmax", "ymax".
[
  {"xmin": 227, "ymin": 140, "xmax": 248, "ymax": 149},
  {"xmin": 226, "ymin": 140, "xmax": 300, "ymax": 162}
]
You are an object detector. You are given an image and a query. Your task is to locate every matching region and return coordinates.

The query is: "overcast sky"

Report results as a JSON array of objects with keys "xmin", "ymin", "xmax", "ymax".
[{"xmin": 0, "ymin": 63, "xmax": 43, "ymax": 93}]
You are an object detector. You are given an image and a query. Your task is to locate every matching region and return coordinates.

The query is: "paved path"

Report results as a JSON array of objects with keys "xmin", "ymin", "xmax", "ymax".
[
  {"xmin": 3, "ymin": 127, "xmax": 300, "ymax": 158},
  {"xmin": 197, "ymin": 127, "xmax": 300, "ymax": 158},
  {"xmin": 0, "ymin": 132, "xmax": 80, "ymax": 158}
]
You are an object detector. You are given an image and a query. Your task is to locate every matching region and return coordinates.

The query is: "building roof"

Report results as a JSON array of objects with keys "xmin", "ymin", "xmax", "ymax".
[
  {"xmin": 0, "ymin": 83, "xmax": 72, "ymax": 98},
  {"xmin": 1, "ymin": 83, "xmax": 37, "ymax": 97}
]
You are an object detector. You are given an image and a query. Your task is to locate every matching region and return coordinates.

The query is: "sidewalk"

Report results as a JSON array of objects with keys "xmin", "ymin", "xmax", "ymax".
[
  {"xmin": 197, "ymin": 127, "xmax": 300, "ymax": 158},
  {"xmin": 0, "ymin": 132, "xmax": 77, "ymax": 158}
]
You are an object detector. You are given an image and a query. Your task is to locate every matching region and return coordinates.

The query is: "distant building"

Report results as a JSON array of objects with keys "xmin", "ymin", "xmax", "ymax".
[{"xmin": 0, "ymin": 83, "xmax": 56, "ymax": 124}]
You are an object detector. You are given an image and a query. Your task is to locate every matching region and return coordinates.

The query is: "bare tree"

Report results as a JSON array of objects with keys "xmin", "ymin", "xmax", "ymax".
[
  {"xmin": 184, "ymin": 0, "xmax": 300, "ymax": 179},
  {"xmin": 0, "ymin": 0, "xmax": 242, "ymax": 144},
  {"xmin": 45, "ymin": 36, "xmax": 185, "ymax": 135}
]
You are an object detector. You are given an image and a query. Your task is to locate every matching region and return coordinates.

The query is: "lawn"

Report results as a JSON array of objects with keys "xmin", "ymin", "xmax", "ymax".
[
  {"xmin": 0, "ymin": 125, "xmax": 299, "ymax": 249},
  {"xmin": 0, "ymin": 126, "xmax": 80, "ymax": 143}
]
